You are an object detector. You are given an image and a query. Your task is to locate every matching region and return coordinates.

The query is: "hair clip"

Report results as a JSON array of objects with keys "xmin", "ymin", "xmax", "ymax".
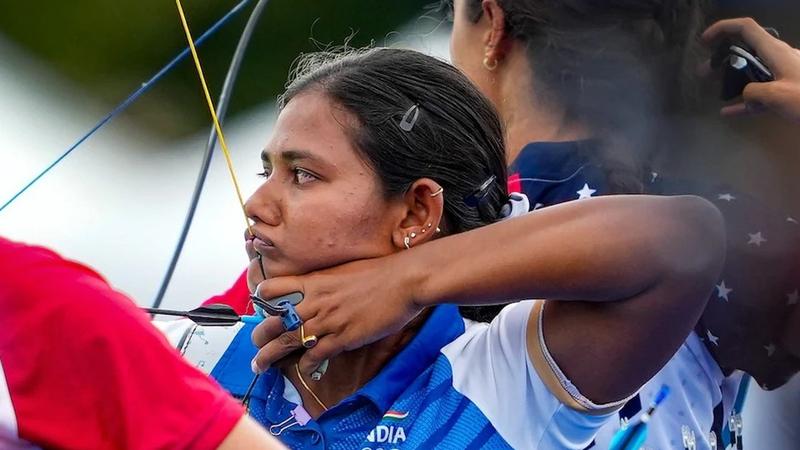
[
  {"xmin": 464, "ymin": 175, "xmax": 496, "ymax": 207},
  {"xmin": 399, "ymin": 104, "xmax": 420, "ymax": 132},
  {"xmin": 465, "ymin": 175, "xmax": 499, "ymax": 221}
]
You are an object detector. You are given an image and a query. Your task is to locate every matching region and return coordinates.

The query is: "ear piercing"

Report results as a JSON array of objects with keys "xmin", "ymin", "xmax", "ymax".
[{"xmin": 422, "ymin": 223, "xmax": 440, "ymax": 234}]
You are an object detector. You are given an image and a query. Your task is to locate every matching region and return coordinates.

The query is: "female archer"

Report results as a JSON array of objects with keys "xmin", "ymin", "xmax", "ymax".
[{"xmin": 169, "ymin": 47, "xmax": 725, "ymax": 449}]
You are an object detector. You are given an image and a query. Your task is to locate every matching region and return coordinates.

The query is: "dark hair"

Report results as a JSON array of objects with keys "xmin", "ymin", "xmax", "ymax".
[
  {"xmin": 461, "ymin": 0, "xmax": 708, "ymax": 193},
  {"xmin": 280, "ymin": 48, "xmax": 508, "ymax": 321}
]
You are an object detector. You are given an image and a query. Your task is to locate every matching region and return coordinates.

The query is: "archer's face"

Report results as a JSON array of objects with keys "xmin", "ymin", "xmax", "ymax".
[{"xmin": 244, "ymin": 91, "xmax": 400, "ymax": 281}]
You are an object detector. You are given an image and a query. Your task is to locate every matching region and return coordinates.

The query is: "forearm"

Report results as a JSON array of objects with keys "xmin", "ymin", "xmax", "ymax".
[{"xmin": 409, "ymin": 195, "xmax": 724, "ymax": 308}]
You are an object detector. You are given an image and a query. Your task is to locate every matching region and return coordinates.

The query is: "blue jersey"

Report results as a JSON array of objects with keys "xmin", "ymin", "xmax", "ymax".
[{"xmin": 158, "ymin": 302, "xmax": 625, "ymax": 449}]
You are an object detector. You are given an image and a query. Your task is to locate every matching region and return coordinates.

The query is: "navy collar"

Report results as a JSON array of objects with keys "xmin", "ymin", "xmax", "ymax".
[
  {"xmin": 353, "ymin": 304, "xmax": 464, "ymax": 412},
  {"xmin": 509, "ymin": 140, "xmax": 600, "ymax": 180}
]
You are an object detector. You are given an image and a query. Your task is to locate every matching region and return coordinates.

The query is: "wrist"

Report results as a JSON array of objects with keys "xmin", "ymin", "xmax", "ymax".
[{"xmin": 394, "ymin": 245, "xmax": 436, "ymax": 311}]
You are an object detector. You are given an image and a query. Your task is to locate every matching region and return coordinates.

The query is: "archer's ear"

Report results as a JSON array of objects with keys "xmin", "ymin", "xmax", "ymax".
[
  {"xmin": 391, "ymin": 179, "xmax": 445, "ymax": 250},
  {"xmin": 482, "ymin": 0, "xmax": 511, "ymax": 63}
]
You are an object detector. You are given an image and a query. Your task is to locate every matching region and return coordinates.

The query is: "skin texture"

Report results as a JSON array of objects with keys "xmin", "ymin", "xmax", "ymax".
[
  {"xmin": 244, "ymin": 87, "xmax": 725, "ymax": 408},
  {"xmin": 449, "ymin": 0, "xmax": 592, "ymax": 162},
  {"xmin": 244, "ymin": 91, "xmax": 445, "ymax": 417},
  {"xmin": 244, "ymin": 91, "xmax": 396, "ymax": 279}
]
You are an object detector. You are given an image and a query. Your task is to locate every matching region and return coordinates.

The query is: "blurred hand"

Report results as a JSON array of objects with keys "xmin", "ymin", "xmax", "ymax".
[
  {"xmin": 704, "ymin": 18, "xmax": 800, "ymax": 122},
  {"xmin": 248, "ymin": 253, "xmax": 424, "ymax": 375}
]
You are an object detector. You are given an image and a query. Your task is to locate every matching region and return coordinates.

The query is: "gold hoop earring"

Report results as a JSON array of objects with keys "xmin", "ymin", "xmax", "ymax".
[
  {"xmin": 430, "ymin": 187, "xmax": 444, "ymax": 197},
  {"xmin": 483, "ymin": 56, "xmax": 498, "ymax": 71}
]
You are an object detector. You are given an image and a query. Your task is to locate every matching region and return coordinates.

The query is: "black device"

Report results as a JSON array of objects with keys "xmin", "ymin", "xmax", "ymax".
[{"xmin": 711, "ymin": 28, "xmax": 778, "ymax": 101}]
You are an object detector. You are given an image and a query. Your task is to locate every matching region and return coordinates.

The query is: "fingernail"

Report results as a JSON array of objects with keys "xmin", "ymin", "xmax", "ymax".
[{"xmin": 251, "ymin": 358, "xmax": 263, "ymax": 374}]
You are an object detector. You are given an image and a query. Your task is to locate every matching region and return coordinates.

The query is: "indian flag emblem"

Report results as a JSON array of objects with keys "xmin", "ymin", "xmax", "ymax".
[{"xmin": 382, "ymin": 410, "xmax": 408, "ymax": 421}]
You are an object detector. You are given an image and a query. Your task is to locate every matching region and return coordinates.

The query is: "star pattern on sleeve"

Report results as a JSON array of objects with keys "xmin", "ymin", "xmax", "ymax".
[
  {"xmin": 787, "ymin": 289, "xmax": 799, "ymax": 306},
  {"xmin": 715, "ymin": 281, "xmax": 733, "ymax": 302},
  {"xmin": 747, "ymin": 231, "xmax": 767, "ymax": 246},
  {"xmin": 576, "ymin": 183, "xmax": 596, "ymax": 200},
  {"xmin": 700, "ymin": 184, "xmax": 800, "ymax": 389},
  {"xmin": 706, "ymin": 330, "xmax": 720, "ymax": 346}
]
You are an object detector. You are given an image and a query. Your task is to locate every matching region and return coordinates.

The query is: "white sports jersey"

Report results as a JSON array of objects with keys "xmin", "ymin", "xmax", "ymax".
[{"xmin": 591, "ymin": 332, "xmax": 742, "ymax": 450}]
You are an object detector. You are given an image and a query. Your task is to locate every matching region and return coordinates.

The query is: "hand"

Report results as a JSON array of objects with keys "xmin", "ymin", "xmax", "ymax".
[
  {"xmin": 249, "ymin": 253, "xmax": 425, "ymax": 375},
  {"xmin": 704, "ymin": 18, "xmax": 800, "ymax": 122}
]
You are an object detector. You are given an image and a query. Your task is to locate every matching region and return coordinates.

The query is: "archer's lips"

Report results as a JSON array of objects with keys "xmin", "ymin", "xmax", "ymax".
[{"xmin": 253, "ymin": 237, "xmax": 278, "ymax": 255}]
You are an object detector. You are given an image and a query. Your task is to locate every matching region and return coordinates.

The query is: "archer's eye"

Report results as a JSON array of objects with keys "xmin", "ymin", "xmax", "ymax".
[
  {"xmin": 293, "ymin": 168, "xmax": 318, "ymax": 185},
  {"xmin": 257, "ymin": 164, "xmax": 272, "ymax": 179}
]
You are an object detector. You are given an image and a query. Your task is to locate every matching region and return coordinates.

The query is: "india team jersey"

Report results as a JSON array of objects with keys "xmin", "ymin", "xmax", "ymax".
[{"xmin": 157, "ymin": 301, "xmax": 627, "ymax": 449}]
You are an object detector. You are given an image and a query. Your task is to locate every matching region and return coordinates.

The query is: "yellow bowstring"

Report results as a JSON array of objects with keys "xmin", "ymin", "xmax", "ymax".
[{"xmin": 175, "ymin": 0, "xmax": 253, "ymax": 236}]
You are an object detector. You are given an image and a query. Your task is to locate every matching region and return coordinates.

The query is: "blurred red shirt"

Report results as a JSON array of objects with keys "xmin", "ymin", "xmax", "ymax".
[{"xmin": 0, "ymin": 237, "xmax": 244, "ymax": 449}]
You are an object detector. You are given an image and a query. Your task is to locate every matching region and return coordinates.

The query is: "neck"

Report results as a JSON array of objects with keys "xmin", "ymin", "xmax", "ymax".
[
  {"xmin": 494, "ymin": 51, "xmax": 591, "ymax": 163},
  {"xmin": 279, "ymin": 311, "xmax": 428, "ymax": 418}
]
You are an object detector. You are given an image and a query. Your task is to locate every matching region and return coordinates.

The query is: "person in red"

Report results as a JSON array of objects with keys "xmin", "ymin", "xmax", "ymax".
[{"xmin": 0, "ymin": 237, "xmax": 284, "ymax": 449}]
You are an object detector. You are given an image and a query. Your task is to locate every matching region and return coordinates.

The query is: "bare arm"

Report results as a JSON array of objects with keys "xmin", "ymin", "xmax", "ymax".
[
  {"xmin": 410, "ymin": 195, "xmax": 724, "ymax": 402},
  {"xmin": 252, "ymin": 195, "xmax": 724, "ymax": 403}
]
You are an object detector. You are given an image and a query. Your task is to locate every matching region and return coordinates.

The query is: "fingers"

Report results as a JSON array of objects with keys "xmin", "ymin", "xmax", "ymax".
[
  {"xmin": 298, "ymin": 337, "xmax": 344, "ymax": 376},
  {"xmin": 251, "ymin": 318, "xmax": 327, "ymax": 374},
  {"xmin": 251, "ymin": 316, "xmax": 286, "ymax": 348},
  {"xmin": 252, "ymin": 328, "xmax": 303, "ymax": 373},
  {"xmin": 251, "ymin": 295, "xmax": 316, "ymax": 345},
  {"xmin": 741, "ymin": 81, "xmax": 778, "ymax": 109},
  {"xmin": 246, "ymin": 256, "xmax": 265, "ymax": 293},
  {"xmin": 702, "ymin": 18, "xmax": 786, "ymax": 70},
  {"xmin": 254, "ymin": 276, "xmax": 304, "ymax": 299}
]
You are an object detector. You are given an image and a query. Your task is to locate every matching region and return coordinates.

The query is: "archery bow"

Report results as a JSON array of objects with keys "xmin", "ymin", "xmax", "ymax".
[
  {"xmin": 0, "ymin": 0, "xmax": 253, "ymax": 214},
  {"xmin": 173, "ymin": 0, "xmax": 277, "ymax": 408},
  {"xmin": 0, "ymin": 0, "xmax": 270, "ymax": 308},
  {"xmin": 153, "ymin": 0, "xmax": 271, "ymax": 308}
]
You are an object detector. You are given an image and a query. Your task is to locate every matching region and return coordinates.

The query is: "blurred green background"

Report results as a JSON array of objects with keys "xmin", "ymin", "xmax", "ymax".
[
  {"xmin": 0, "ymin": 0, "xmax": 432, "ymax": 137},
  {"xmin": 0, "ymin": 0, "xmax": 797, "ymax": 141}
]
